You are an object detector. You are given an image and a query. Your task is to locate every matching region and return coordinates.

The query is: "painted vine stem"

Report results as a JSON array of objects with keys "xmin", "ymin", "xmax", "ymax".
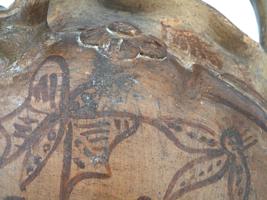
[{"xmin": 0, "ymin": 55, "xmax": 259, "ymax": 200}]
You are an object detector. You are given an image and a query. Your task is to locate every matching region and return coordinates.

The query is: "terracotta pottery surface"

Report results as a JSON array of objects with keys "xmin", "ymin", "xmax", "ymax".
[{"xmin": 0, "ymin": 0, "xmax": 266, "ymax": 200}]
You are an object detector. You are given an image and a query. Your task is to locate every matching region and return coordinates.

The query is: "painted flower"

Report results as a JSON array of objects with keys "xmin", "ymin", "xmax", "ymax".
[
  {"xmin": 159, "ymin": 116, "xmax": 257, "ymax": 200},
  {"xmin": 0, "ymin": 54, "xmax": 258, "ymax": 200},
  {"xmin": 0, "ymin": 55, "xmax": 141, "ymax": 199}
]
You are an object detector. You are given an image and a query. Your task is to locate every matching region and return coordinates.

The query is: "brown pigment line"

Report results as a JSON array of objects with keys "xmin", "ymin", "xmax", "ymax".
[
  {"xmin": 227, "ymin": 164, "xmax": 235, "ymax": 200},
  {"xmin": 13, "ymin": 131, "xmax": 28, "ymax": 138},
  {"xmin": 228, "ymin": 152, "xmax": 251, "ymax": 200},
  {"xmin": 87, "ymin": 113, "xmax": 219, "ymax": 152},
  {"xmin": 88, "ymin": 136, "xmax": 109, "ymax": 143},
  {"xmin": 19, "ymin": 150, "xmax": 32, "ymax": 190},
  {"xmin": 0, "ymin": 101, "xmax": 29, "ymax": 123},
  {"xmin": 1, "ymin": 144, "xmax": 27, "ymax": 169},
  {"xmin": 92, "ymin": 146, "xmax": 106, "ymax": 151},
  {"xmin": 114, "ymin": 119, "xmax": 121, "ymax": 130},
  {"xmin": 144, "ymin": 118, "xmax": 215, "ymax": 154},
  {"xmin": 243, "ymin": 139, "xmax": 258, "ymax": 150},
  {"xmin": 19, "ymin": 120, "xmax": 66, "ymax": 190},
  {"xmin": 1, "ymin": 55, "xmax": 69, "ymax": 123},
  {"xmin": 49, "ymin": 73, "xmax": 58, "ymax": 109},
  {"xmin": 39, "ymin": 74, "xmax": 49, "ymax": 102},
  {"xmin": 80, "ymin": 129, "xmax": 109, "ymax": 136},
  {"xmin": 32, "ymin": 84, "xmax": 41, "ymax": 102},
  {"xmin": 206, "ymin": 94, "xmax": 267, "ymax": 132},
  {"xmin": 163, "ymin": 155, "xmax": 212, "ymax": 200},
  {"xmin": 167, "ymin": 159, "xmax": 230, "ymax": 200},
  {"xmin": 26, "ymin": 113, "xmax": 60, "ymax": 147},
  {"xmin": 243, "ymin": 135, "xmax": 253, "ymax": 143},
  {"xmin": 57, "ymin": 69, "xmax": 70, "ymax": 118},
  {"xmin": 182, "ymin": 121, "xmax": 217, "ymax": 137},
  {"xmin": 0, "ymin": 124, "xmax": 12, "ymax": 167},
  {"xmin": 238, "ymin": 152, "xmax": 251, "ymax": 200},
  {"xmin": 203, "ymin": 66, "xmax": 267, "ymax": 117},
  {"xmin": 60, "ymin": 122, "xmax": 73, "ymax": 200},
  {"xmin": 109, "ymin": 118, "xmax": 140, "ymax": 153},
  {"xmin": 26, "ymin": 51, "xmax": 70, "ymax": 188},
  {"xmin": 21, "ymin": 150, "xmax": 31, "ymax": 174},
  {"xmin": 0, "ymin": 55, "xmax": 69, "ymax": 123},
  {"xmin": 38, "ymin": 55, "xmax": 70, "ymax": 118},
  {"xmin": 71, "ymin": 110, "xmax": 140, "ymax": 120},
  {"xmin": 28, "ymin": 55, "xmax": 70, "ymax": 98},
  {"xmin": 0, "ymin": 113, "xmax": 60, "ymax": 168},
  {"xmin": 18, "ymin": 116, "xmax": 39, "ymax": 124},
  {"xmin": 221, "ymin": 73, "xmax": 267, "ymax": 105},
  {"xmin": 27, "ymin": 104, "xmax": 50, "ymax": 115},
  {"xmin": 14, "ymin": 123, "xmax": 32, "ymax": 133},
  {"xmin": 74, "ymin": 121, "xmax": 110, "ymax": 129},
  {"xmin": 65, "ymin": 172, "xmax": 111, "ymax": 199},
  {"xmin": 72, "ymin": 111, "xmax": 221, "ymax": 153},
  {"xmin": 105, "ymin": 163, "xmax": 112, "ymax": 176},
  {"xmin": 29, "ymin": 55, "xmax": 70, "ymax": 118},
  {"xmin": 124, "ymin": 120, "xmax": 130, "ymax": 129},
  {"xmin": 162, "ymin": 117, "xmax": 217, "ymax": 137},
  {"xmin": 0, "ymin": 54, "xmax": 69, "ymax": 167},
  {"xmin": 197, "ymin": 138, "xmax": 219, "ymax": 148},
  {"xmin": 19, "ymin": 55, "xmax": 70, "ymax": 190},
  {"xmin": 68, "ymin": 81, "xmax": 94, "ymax": 101}
]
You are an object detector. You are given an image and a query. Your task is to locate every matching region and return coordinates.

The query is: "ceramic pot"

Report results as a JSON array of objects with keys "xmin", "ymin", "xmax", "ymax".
[{"xmin": 0, "ymin": 0, "xmax": 266, "ymax": 199}]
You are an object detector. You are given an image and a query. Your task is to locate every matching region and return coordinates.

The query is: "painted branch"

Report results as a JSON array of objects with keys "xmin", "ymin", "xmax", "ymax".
[{"xmin": 0, "ymin": 0, "xmax": 266, "ymax": 199}]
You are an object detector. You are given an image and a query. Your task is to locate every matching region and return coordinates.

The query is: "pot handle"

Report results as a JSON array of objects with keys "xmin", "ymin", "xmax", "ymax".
[
  {"xmin": 0, "ymin": 0, "xmax": 21, "ymax": 18},
  {"xmin": 250, "ymin": 0, "xmax": 267, "ymax": 51}
]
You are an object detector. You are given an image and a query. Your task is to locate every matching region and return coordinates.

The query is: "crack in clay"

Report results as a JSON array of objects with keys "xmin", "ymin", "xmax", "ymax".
[{"xmin": 77, "ymin": 32, "xmax": 167, "ymax": 61}]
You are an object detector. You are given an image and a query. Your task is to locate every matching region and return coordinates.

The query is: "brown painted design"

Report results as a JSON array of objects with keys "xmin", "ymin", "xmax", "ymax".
[
  {"xmin": 161, "ymin": 21, "xmax": 223, "ymax": 69},
  {"xmin": 137, "ymin": 196, "xmax": 152, "ymax": 200},
  {"xmin": 0, "ymin": 22, "xmax": 263, "ymax": 199}
]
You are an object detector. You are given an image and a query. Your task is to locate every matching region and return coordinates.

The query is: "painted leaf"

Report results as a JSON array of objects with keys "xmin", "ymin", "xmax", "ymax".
[
  {"xmin": 227, "ymin": 152, "xmax": 251, "ymax": 200},
  {"xmin": 19, "ymin": 119, "xmax": 63, "ymax": 190},
  {"xmin": 0, "ymin": 108, "xmax": 50, "ymax": 168},
  {"xmin": 157, "ymin": 118, "xmax": 221, "ymax": 154},
  {"xmin": 163, "ymin": 154, "xmax": 229, "ymax": 200},
  {"xmin": 70, "ymin": 111, "xmax": 140, "ymax": 175},
  {"xmin": 0, "ymin": 55, "xmax": 69, "ymax": 168},
  {"xmin": 29, "ymin": 55, "xmax": 69, "ymax": 113}
]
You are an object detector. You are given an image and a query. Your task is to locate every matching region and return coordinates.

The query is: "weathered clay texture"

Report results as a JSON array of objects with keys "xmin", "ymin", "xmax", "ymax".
[{"xmin": 0, "ymin": 0, "xmax": 266, "ymax": 200}]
